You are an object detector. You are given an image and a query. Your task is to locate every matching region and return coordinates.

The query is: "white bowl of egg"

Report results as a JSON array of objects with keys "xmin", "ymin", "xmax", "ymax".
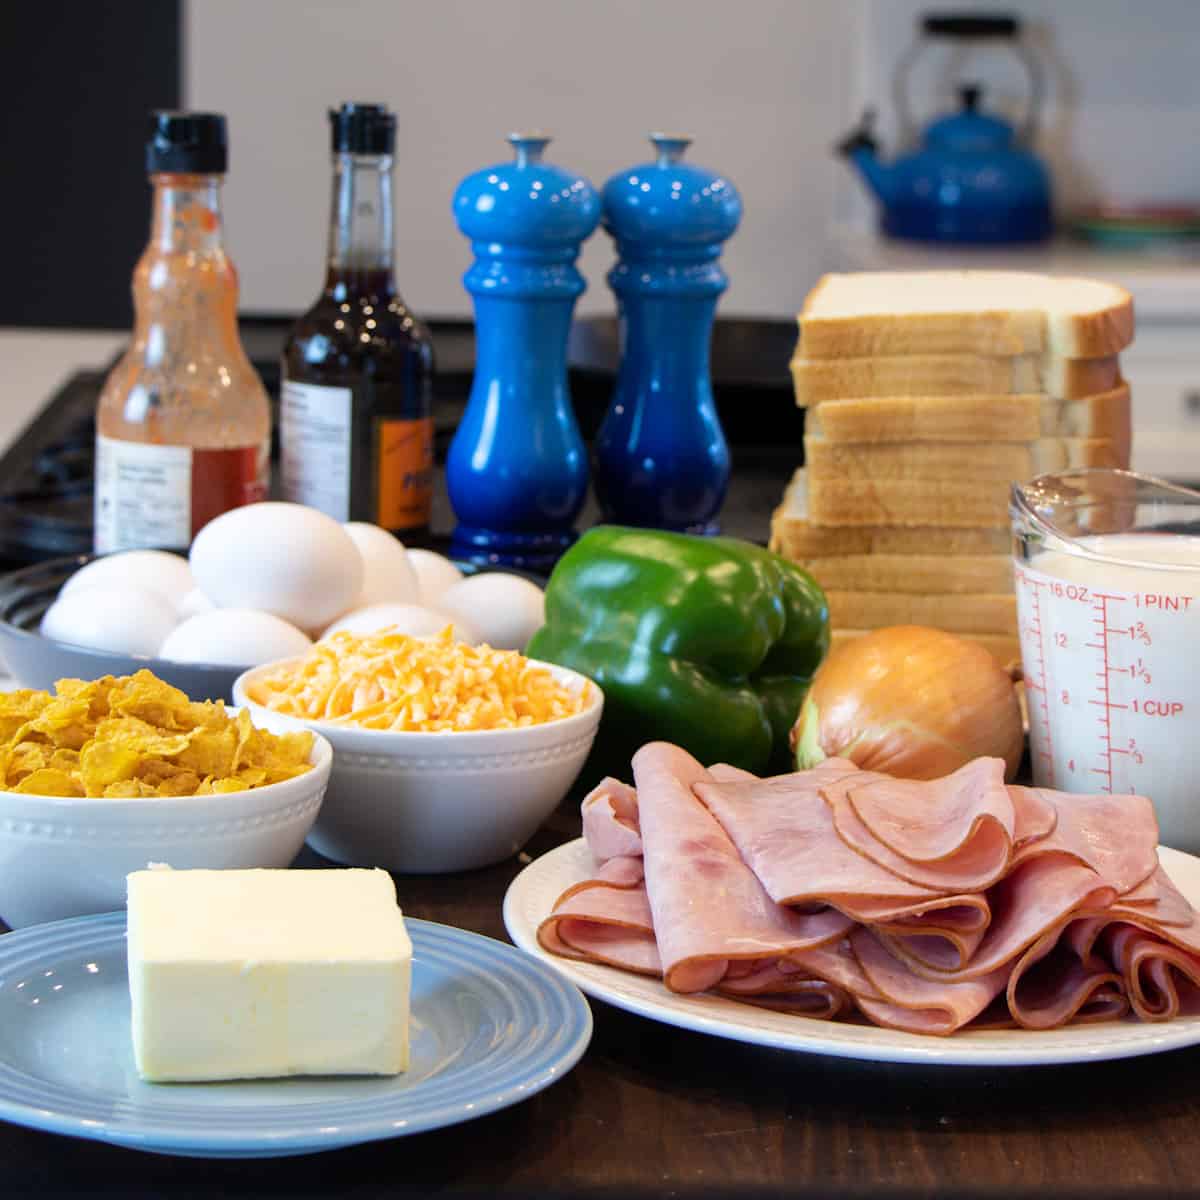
[
  {"xmin": 233, "ymin": 637, "xmax": 603, "ymax": 874},
  {"xmin": 0, "ymin": 502, "xmax": 549, "ymax": 700}
]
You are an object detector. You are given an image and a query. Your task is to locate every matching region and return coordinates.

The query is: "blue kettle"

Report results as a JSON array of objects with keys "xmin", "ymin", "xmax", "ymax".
[{"xmin": 838, "ymin": 13, "xmax": 1052, "ymax": 244}]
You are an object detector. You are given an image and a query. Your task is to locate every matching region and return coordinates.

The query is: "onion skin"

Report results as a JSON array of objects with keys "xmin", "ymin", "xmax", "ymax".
[{"xmin": 791, "ymin": 625, "xmax": 1023, "ymax": 782}]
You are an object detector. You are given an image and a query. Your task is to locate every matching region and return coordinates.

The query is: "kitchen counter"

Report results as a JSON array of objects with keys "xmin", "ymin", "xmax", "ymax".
[{"xmin": 5, "ymin": 333, "xmax": 1200, "ymax": 1199}]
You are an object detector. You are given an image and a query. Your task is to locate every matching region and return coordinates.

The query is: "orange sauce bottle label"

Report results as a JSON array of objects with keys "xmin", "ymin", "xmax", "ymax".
[{"xmin": 377, "ymin": 418, "xmax": 433, "ymax": 530}]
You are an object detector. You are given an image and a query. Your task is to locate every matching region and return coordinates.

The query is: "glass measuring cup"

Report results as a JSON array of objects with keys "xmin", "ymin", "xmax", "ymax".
[{"xmin": 1012, "ymin": 468, "xmax": 1200, "ymax": 851}]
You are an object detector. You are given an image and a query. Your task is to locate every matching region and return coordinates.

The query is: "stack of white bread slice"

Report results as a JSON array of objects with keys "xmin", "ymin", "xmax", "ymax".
[{"xmin": 769, "ymin": 270, "xmax": 1135, "ymax": 665}]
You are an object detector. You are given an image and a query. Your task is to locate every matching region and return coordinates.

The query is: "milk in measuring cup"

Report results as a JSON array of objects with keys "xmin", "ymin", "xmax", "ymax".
[{"xmin": 1015, "ymin": 533, "xmax": 1200, "ymax": 851}]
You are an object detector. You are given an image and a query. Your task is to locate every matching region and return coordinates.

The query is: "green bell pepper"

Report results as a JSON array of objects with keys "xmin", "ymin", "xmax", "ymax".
[{"xmin": 525, "ymin": 526, "xmax": 829, "ymax": 778}]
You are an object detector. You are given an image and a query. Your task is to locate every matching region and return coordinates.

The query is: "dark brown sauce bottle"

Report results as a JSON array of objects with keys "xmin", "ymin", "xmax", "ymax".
[{"xmin": 281, "ymin": 103, "xmax": 434, "ymax": 540}]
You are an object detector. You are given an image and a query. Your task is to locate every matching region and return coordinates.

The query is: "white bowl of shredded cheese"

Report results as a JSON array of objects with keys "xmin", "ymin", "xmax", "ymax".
[{"xmin": 232, "ymin": 629, "xmax": 603, "ymax": 873}]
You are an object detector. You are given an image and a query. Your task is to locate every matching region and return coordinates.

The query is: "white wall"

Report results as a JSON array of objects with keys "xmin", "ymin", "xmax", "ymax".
[
  {"xmin": 186, "ymin": 0, "xmax": 1200, "ymax": 322},
  {"xmin": 184, "ymin": 0, "xmax": 858, "ymax": 320}
]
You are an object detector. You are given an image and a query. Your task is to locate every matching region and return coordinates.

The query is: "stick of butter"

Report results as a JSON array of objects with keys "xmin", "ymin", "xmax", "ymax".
[{"xmin": 126, "ymin": 867, "xmax": 412, "ymax": 1083}]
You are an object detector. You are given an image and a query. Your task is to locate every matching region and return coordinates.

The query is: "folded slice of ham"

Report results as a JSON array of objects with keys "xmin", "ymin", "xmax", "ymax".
[
  {"xmin": 823, "ymin": 766, "xmax": 1013, "ymax": 894},
  {"xmin": 716, "ymin": 960, "xmax": 852, "ymax": 1019},
  {"xmin": 537, "ymin": 855, "xmax": 661, "ymax": 975},
  {"xmin": 836, "ymin": 893, "xmax": 990, "ymax": 932},
  {"xmin": 1065, "ymin": 903, "xmax": 1200, "ymax": 1021},
  {"xmin": 1009, "ymin": 783, "xmax": 1058, "ymax": 848},
  {"xmin": 849, "ymin": 927, "xmax": 1009, "ymax": 1034},
  {"xmin": 874, "ymin": 911, "xmax": 988, "ymax": 973},
  {"xmin": 723, "ymin": 984, "xmax": 852, "ymax": 1019},
  {"xmin": 632, "ymin": 742, "xmax": 853, "ymax": 993},
  {"xmin": 1005, "ymin": 923, "xmax": 1128, "ymax": 1029},
  {"xmin": 1105, "ymin": 924, "xmax": 1200, "ymax": 1021},
  {"xmin": 581, "ymin": 777, "xmax": 643, "ymax": 862},
  {"xmin": 881, "ymin": 853, "xmax": 1118, "ymax": 978},
  {"xmin": 1009, "ymin": 788, "xmax": 1159, "ymax": 895},
  {"xmin": 1112, "ymin": 865, "xmax": 1195, "ymax": 928},
  {"xmin": 846, "ymin": 757, "xmax": 1014, "ymax": 865},
  {"xmin": 694, "ymin": 765, "xmax": 959, "ymax": 907}
]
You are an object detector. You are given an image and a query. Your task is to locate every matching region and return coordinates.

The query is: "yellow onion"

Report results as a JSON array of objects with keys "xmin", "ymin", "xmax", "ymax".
[{"xmin": 791, "ymin": 625, "xmax": 1023, "ymax": 781}]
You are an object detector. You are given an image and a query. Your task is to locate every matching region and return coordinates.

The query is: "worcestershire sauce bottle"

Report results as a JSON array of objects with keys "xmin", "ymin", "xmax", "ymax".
[{"xmin": 281, "ymin": 103, "xmax": 434, "ymax": 538}]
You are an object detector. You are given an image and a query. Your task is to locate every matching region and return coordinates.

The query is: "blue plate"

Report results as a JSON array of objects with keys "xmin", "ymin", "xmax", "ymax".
[{"xmin": 0, "ymin": 913, "xmax": 592, "ymax": 1158}]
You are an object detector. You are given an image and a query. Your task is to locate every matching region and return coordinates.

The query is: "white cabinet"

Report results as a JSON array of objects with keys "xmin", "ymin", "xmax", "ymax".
[{"xmin": 1123, "ymin": 328, "xmax": 1200, "ymax": 481}]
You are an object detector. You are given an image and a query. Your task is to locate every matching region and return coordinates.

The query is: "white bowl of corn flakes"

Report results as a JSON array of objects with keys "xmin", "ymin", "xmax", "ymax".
[
  {"xmin": 0, "ymin": 670, "xmax": 332, "ymax": 928},
  {"xmin": 233, "ymin": 628, "xmax": 603, "ymax": 873}
]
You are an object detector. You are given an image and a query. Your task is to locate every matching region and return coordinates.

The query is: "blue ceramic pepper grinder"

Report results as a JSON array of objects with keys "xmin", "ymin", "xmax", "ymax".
[
  {"xmin": 447, "ymin": 133, "xmax": 600, "ymax": 569},
  {"xmin": 594, "ymin": 134, "xmax": 743, "ymax": 534}
]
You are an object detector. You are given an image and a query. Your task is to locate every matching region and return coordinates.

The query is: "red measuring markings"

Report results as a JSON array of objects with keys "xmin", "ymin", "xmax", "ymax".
[
  {"xmin": 1134, "ymin": 593, "xmax": 1194, "ymax": 611},
  {"xmin": 1083, "ymin": 592, "xmax": 1130, "ymax": 794},
  {"xmin": 1017, "ymin": 568, "xmax": 1055, "ymax": 786}
]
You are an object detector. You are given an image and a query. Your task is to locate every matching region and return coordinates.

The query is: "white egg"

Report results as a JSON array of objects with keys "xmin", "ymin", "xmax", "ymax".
[
  {"xmin": 61, "ymin": 550, "xmax": 195, "ymax": 610},
  {"xmin": 436, "ymin": 573, "xmax": 546, "ymax": 651},
  {"xmin": 158, "ymin": 609, "xmax": 312, "ymax": 667},
  {"xmin": 342, "ymin": 523, "xmax": 420, "ymax": 606},
  {"xmin": 190, "ymin": 502, "xmax": 364, "ymax": 630},
  {"xmin": 177, "ymin": 587, "xmax": 216, "ymax": 619},
  {"xmin": 320, "ymin": 603, "xmax": 479, "ymax": 644},
  {"xmin": 407, "ymin": 548, "xmax": 463, "ymax": 605},
  {"xmin": 40, "ymin": 586, "xmax": 179, "ymax": 657}
]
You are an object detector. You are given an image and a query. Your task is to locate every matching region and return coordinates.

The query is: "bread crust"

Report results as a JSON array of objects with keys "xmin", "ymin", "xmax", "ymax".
[
  {"xmin": 768, "ymin": 471, "xmax": 1011, "ymax": 556},
  {"xmin": 806, "ymin": 477, "xmax": 1010, "ymax": 528},
  {"xmin": 803, "ymin": 435, "xmax": 1123, "ymax": 482},
  {"xmin": 798, "ymin": 272, "xmax": 1134, "ymax": 359},
  {"xmin": 791, "ymin": 553, "xmax": 1013, "ymax": 595},
  {"xmin": 826, "ymin": 590, "xmax": 1018, "ymax": 636},
  {"xmin": 806, "ymin": 384, "xmax": 1130, "ymax": 457},
  {"xmin": 790, "ymin": 353, "xmax": 1121, "ymax": 406}
]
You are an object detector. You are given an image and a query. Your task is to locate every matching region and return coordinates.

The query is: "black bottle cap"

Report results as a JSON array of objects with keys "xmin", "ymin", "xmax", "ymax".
[
  {"xmin": 329, "ymin": 103, "xmax": 395, "ymax": 155},
  {"xmin": 146, "ymin": 111, "xmax": 227, "ymax": 174}
]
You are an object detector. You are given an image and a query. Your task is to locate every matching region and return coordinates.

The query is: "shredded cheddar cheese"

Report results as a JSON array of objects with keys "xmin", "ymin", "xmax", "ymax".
[{"xmin": 245, "ymin": 627, "xmax": 590, "ymax": 732}]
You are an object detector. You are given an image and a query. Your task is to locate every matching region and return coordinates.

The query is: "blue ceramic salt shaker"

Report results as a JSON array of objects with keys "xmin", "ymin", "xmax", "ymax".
[
  {"xmin": 595, "ymin": 134, "xmax": 742, "ymax": 533},
  {"xmin": 447, "ymin": 133, "xmax": 600, "ymax": 569}
]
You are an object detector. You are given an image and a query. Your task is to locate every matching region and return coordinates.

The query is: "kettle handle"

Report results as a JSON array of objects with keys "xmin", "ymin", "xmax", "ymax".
[{"xmin": 894, "ymin": 12, "xmax": 1044, "ymax": 146}]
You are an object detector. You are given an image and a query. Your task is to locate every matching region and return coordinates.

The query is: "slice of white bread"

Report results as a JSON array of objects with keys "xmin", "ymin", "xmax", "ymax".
[
  {"xmin": 790, "ymin": 351, "xmax": 1120, "ymax": 405},
  {"xmin": 768, "ymin": 470, "xmax": 1010, "ymax": 556},
  {"xmin": 827, "ymin": 590, "xmax": 1018, "ymax": 636},
  {"xmin": 797, "ymin": 553, "xmax": 1012, "ymax": 595},
  {"xmin": 806, "ymin": 383, "xmax": 1130, "ymax": 458},
  {"xmin": 830, "ymin": 627, "xmax": 1020, "ymax": 667},
  {"xmin": 806, "ymin": 473, "xmax": 1009, "ymax": 528},
  {"xmin": 798, "ymin": 271, "xmax": 1134, "ymax": 359},
  {"xmin": 804, "ymin": 434, "xmax": 1123, "ymax": 483}
]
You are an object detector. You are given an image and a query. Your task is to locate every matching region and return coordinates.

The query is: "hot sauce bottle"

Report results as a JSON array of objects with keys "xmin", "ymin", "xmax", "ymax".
[
  {"xmin": 281, "ymin": 103, "xmax": 434, "ymax": 537},
  {"xmin": 95, "ymin": 112, "xmax": 271, "ymax": 553}
]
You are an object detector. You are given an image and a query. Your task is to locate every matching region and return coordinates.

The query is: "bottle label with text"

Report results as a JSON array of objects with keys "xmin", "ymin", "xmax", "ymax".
[
  {"xmin": 279, "ymin": 379, "xmax": 353, "ymax": 520},
  {"xmin": 94, "ymin": 435, "xmax": 268, "ymax": 552},
  {"xmin": 377, "ymin": 416, "xmax": 434, "ymax": 530}
]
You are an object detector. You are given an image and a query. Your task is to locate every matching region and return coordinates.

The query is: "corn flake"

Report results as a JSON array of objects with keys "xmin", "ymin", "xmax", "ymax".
[{"xmin": 0, "ymin": 670, "xmax": 313, "ymax": 798}]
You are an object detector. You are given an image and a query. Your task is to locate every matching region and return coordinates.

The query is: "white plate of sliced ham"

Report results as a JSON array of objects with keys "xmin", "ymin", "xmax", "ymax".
[{"xmin": 502, "ymin": 743, "xmax": 1200, "ymax": 1066}]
